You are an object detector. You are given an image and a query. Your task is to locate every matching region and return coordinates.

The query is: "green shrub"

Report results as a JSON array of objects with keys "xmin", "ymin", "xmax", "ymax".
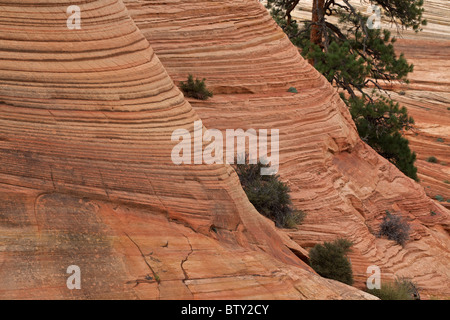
[
  {"xmin": 436, "ymin": 137, "xmax": 444, "ymax": 143},
  {"xmin": 267, "ymin": 0, "xmax": 424, "ymax": 181},
  {"xmin": 347, "ymin": 96, "xmax": 418, "ymax": 181},
  {"xmin": 287, "ymin": 87, "xmax": 298, "ymax": 93},
  {"xmin": 367, "ymin": 277, "xmax": 420, "ymax": 300},
  {"xmin": 430, "ymin": 210, "xmax": 437, "ymax": 216},
  {"xmin": 426, "ymin": 156, "xmax": 438, "ymax": 163},
  {"xmin": 179, "ymin": 74, "xmax": 213, "ymax": 100},
  {"xmin": 435, "ymin": 195, "xmax": 444, "ymax": 202},
  {"xmin": 309, "ymin": 238, "xmax": 354, "ymax": 285},
  {"xmin": 378, "ymin": 212, "xmax": 410, "ymax": 246},
  {"xmin": 444, "ymin": 180, "xmax": 450, "ymax": 184},
  {"xmin": 235, "ymin": 161, "xmax": 305, "ymax": 228}
]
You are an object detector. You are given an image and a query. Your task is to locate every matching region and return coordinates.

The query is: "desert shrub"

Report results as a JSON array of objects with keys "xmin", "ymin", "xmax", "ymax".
[
  {"xmin": 444, "ymin": 180, "xmax": 450, "ymax": 184},
  {"xmin": 378, "ymin": 212, "xmax": 410, "ymax": 246},
  {"xmin": 426, "ymin": 156, "xmax": 438, "ymax": 163},
  {"xmin": 287, "ymin": 87, "xmax": 298, "ymax": 93},
  {"xmin": 436, "ymin": 137, "xmax": 444, "ymax": 143},
  {"xmin": 367, "ymin": 277, "xmax": 420, "ymax": 300},
  {"xmin": 235, "ymin": 161, "xmax": 305, "ymax": 228},
  {"xmin": 179, "ymin": 74, "xmax": 213, "ymax": 100},
  {"xmin": 435, "ymin": 195, "xmax": 444, "ymax": 202},
  {"xmin": 309, "ymin": 238, "xmax": 354, "ymax": 285}
]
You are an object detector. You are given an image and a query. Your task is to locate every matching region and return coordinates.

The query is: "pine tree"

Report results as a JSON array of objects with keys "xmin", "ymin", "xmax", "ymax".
[{"xmin": 266, "ymin": 0, "xmax": 426, "ymax": 181}]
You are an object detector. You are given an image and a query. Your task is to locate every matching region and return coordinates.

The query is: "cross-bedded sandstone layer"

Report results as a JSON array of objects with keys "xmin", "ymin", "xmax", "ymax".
[
  {"xmin": 0, "ymin": 0, "xmax": 378, "ymax": 299},
  {"xmin": 286, "ymin": 0, "xmax": 450, "ymax": 208},
  {"xmin": 123, "ymin": 0, "xmax": 450, "ymax": 298}
]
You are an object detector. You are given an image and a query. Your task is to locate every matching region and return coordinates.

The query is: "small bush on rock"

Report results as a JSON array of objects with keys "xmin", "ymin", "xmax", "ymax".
[
  {"xmin": 378, "ymin": 212, "xmax": 410, "ymax": 246},
  {"xmin": 235, "ymin": 160, "xmax": 305, "ymax": 228},
  {"xmin": 309, "ymin": 238, "xmax": 354, "ymax": 285},
  {"xmin": 367, "ymin": 277, "xmax": 420, "ymax": 300},
  {"xmin": 180, "ymin": 74, "xmax": 213, "ymax": 100},
  {"xmin": 426, "ymin": 156, "xmax": 438, "ymax": 163}
]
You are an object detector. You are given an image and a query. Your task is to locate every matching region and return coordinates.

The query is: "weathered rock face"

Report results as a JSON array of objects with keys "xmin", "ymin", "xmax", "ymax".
[
  {"xmin": 0, "ymin": 0, "xmax": 378, "ymax": 299},
  {"xmin": 123, "ymin": 0, "xmax": 450, "ymax": 298},
  {"xmin": 288, "ymin": 0, "xmax": 450, "ymax": 206},
  {"xmin": 393, "ymin": 38, "xmax": 450, "ymax": 209},
  {"xmin": 287, "ymin": 0, "xmax": 450, "ymax": 291}
]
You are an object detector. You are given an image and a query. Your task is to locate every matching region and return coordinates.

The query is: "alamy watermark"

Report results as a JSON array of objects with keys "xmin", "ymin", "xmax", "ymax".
[
  {"xmin": 67, "ymin": 5, "xmax": 81, "ymax": 30},
  {"xmin": 66, "ymin": 265, "xmax": 81, "ymax": 289},
  {"xmin": 366, "ymin": 265, "xmax": 381, "ymax": 289},
  {"xmin": 366, "ymin": 5, "xmax": 381, "ymax": 30},
  {"xmin": 171, "ymin": 120, "xmax": 279, "ymax": 175}
]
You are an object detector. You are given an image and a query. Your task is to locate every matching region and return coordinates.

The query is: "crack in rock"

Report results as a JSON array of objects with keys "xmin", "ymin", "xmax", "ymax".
[
  {"xmin": 180, "ymin": 233, "xmax": 194, "ymax": 297},
  {"xmin": 124, "ymin": 232, "xmax": 161, "ymax": 298}
]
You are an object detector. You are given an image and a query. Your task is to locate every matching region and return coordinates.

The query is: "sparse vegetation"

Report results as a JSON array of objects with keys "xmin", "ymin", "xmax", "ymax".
[
  {"xmin": 430, "ymin": 210, "xmax": 437, "ymax": 216},
  {"xmin": 309, "ymin": 238, "xmax": 354, "ymax": 285},
  {"xmin": 426, "ymin": 156, "xmax": 438, "ymax": 163},
  {"xmin": 287, "ymin": 87, "xmax": 298, "ymax": 93},
  {"xmin": 436, "ymin": 137, "xmax": 444, "ymax": 143},
  {"xmin": 378, "ymin": 212, "xmax": 410, "ymax": 246},
  {"xmin": 179, "ymin": 74, "xmax": 213, "ymax": 100},
  {"xmin": 444, "ymin": 180, "xmax": 450, "ymax": 184},
  {"xmin": 266, "ymin": 0, "xmax": 423, "ymax": 181},
  {"xmin": 435, "ymin": 195, "xmax": 444, "ymax": 202},
  {"xmin": 367, "ymin": 277, "xmax": 420, "ymax": 300},
  {"xmin": 235, "ymin": 160, "xmax": 305, "ymax": 228},
  {"xmin": 348, "ymin": 97, "xmax": 418, "ymax": 181}
]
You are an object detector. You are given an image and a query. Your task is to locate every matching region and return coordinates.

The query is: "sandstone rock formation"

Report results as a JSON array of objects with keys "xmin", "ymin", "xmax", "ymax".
[
  {"xmin": 283, "ymin": 0, "xmax": 450, "ymax": 206},
  {"xmin": 124, "ymin": 0, "xmax": 450, "ymax": 298},
  {"xmin": 394, "ymin": 38, "xmax": 450, "ymax": 210},
  {"xmin": 0, "ymin": 0, "xmax": 378, "ymax": 299}
]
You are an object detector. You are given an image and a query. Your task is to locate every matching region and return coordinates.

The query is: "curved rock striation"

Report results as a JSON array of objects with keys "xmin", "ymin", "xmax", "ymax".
[
  {"xmin": 0, "ymin": 0, "xmax": 378, "ymax": 299},
  {"xmin": 124, "ymin": 0, "xmax": 450, "ymax": 298},
  {"xmin": 393, "ymin": 38, "xmax": 450, "ymax": 209},
  {"xmin": 289, "ymin": 0, "xmax": 450, "ymax": 207}
]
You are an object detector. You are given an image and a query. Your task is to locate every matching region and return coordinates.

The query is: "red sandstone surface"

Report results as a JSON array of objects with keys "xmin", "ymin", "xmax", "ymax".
[
  {"xmin": 0, "ymin": 0, "xmax": 448, "ymax": 299},
  {"xmin": 0, "ymin": 0, "xmax": 376, "ymax": 299},
  {"xmin": 394, "ymin": 38, "xmax": 450, "ymax": 210},
  {"xmin": 124, "ymin": 0, "xmax": 450, "ymax": 298},
  {"xmin": 286, "ymin": 0, "xmax": 450, "ymax": 206}
]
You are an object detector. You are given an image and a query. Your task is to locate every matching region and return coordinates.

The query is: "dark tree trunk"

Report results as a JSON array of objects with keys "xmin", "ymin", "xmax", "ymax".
[
  {"xmin": 309, "ymin": 0, "xmax": 325, "ymax": 65},
  {"xmin": 286, "ymin": 0, "xmax": 300, "ymax": 27}
]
